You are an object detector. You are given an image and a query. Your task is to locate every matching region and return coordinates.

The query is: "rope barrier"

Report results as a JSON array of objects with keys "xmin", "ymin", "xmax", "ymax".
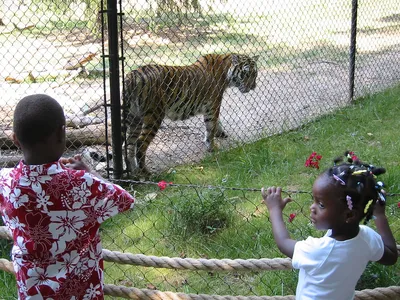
[
  {"xmin": 1, "ymin": 226, "xmax": 399, "ymax": 299},
  {"xmin": 102, "ymin": 249, "xmax": 293, "ymax": 271},
  {"xmin": 0, "ymin": 258, "xmax": 399, "ymax": 299},
  {"xmin": 0, "ymin": 226, "xmax": 293, "ymax": 271}
]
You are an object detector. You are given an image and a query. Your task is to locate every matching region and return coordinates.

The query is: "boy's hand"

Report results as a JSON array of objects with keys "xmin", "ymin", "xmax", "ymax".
[
  {"xmin": 261, "ymin": 187, "xmax": 292, "ymax": 212},
  {"xmin": 60, "ymin": 155, "xmax": 91, "ymax": 172}
]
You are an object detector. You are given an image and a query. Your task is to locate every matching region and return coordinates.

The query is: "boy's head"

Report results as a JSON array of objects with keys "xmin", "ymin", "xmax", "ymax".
[{"xmin": 13, "ymin": 94, "xmax": 66, "ymax": 160}]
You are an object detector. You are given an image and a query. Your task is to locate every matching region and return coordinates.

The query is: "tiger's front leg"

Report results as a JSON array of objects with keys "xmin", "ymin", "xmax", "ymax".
[
  {"xmin": 203, "ymin": 99, "xmax": 227, "ymax": 152},
  {"xmin": 215, "ymin": 121, "xmax": 228, "ymax": 138},
  {"xmin": 135, "ymin": 113, "xmax": 163, "ymax": 176},
  {"xmin": 124, "ymin": 117, "xmax": 142, "ymax": 176},
  {"xmin": 204, "ymin": 120, "xmax": 227, "ymax": 152}
]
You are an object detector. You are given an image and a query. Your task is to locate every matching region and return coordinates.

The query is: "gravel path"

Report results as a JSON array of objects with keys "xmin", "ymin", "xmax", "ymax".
[{"xmin": 1, "ymin": 46, "xmax": 399, "ymax": 175}]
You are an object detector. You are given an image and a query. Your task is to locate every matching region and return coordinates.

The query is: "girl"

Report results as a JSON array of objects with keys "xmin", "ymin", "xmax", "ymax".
[{"xmin": 262, "ymin": 153, "xmax": 397, "ymax": 300}]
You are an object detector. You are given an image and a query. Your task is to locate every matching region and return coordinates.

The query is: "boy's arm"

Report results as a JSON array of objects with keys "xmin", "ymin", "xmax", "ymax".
[
  {"xmin": 61, "ymin": 155, "xmax": 135, "ymax": 212},
  {"xmin": 262, "ymin": 187, "xmax": 297, "ymax": 258},
  {"xmin": 61, "ymin": 155, "xmax": 108, "ymax": 181},
  {"xmin": 374, "ymin": 200, "xmax": 398, "ymax": 265}
]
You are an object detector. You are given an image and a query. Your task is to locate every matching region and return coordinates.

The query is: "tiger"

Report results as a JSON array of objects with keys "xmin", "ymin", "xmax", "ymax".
[{"xmin": 123, "ymin": 53, "xmax": 259, "ymax": 176}]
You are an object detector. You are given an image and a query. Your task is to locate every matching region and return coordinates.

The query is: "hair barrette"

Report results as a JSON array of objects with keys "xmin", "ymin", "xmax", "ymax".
[
  {"xmin": 353, "ymin": 170, "xmax": 367, "ymax": 175},
  {"xmin": 333, "ymin": 174, "xmax": 346, "ymax": 185},
  {"xmin": 346, "ymin": 195, "xmax": 353, "ymax": 210},
  {"xmin": 364, "ymin": 199, "xmax": 374, "ymax": 214},
  {"xmin": 376, "ymin": 181, "xmax": 386, "ymax": 203}
]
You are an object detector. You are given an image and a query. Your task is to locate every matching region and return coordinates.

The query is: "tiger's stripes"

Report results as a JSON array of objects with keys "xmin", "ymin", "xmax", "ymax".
[{"xmin": 123, "ymin": 53, "xmax": 259, "ymax": 176}]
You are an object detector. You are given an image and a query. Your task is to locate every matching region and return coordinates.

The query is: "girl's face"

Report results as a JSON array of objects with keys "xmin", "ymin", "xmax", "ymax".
[{"xmin": 310, "ymin": 173, "xmax": 348, "ymax": 230}]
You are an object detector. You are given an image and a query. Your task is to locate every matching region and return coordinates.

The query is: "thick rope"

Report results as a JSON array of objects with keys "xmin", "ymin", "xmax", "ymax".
[
  {"xmin": 0, "ymin": 259, "xmax": 399, "ymax": 300},
  {"xmin": 1, "ymin": 226, "xmax": 400, "ymax": 299},
  {"xmin": 0, "ymin": 258, "xmax": 15, "ymax": 273},
  {"xmin": 102, "ymin": 249, "xmax": 293, "ymax": 271},
  {"xmin": 0, "ymin": 226, "xmax": 292, "ymax": 271},
  {"xmin": 354, "ymin": 286, "xmax": 400, "ymax": 299},
  {"xmin": 103, "ymin": 285, "xmax": 295, "ymax": 300},
  {"xmin": 0, "ymin": 259, "xmax": 293, "ymax": 299}
]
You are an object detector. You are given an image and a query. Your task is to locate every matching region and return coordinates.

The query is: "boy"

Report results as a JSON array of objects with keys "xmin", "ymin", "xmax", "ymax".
[{"xmin": 0, "ymin": 94, "xmax": 135, "ymax": 299}]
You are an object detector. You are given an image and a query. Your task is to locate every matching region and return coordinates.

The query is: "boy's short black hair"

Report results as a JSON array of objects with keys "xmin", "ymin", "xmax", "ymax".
[{"xmin": 13, "ymin": 94, "xmax": 65, "ymax": 146}]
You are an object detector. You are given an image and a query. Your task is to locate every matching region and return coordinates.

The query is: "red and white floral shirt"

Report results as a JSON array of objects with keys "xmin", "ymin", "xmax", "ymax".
[{"xmin": 0, "ymin": 160, "xmax": 135, "ymax": 300}]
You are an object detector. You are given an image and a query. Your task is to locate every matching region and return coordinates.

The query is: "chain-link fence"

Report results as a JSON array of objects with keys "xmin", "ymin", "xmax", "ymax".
[{"xmin": 0, "ymin": 0, "xmax": 400, "ymax": 298}]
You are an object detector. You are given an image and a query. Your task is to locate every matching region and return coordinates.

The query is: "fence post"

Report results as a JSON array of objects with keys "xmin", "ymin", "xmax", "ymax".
[
  {"xmin": 107, "ymin": 0, "xmax": 123, "ymax": 179},
  {"xmin": 349, "ymin": 0, "xmax": 358, "ymax": 102}
]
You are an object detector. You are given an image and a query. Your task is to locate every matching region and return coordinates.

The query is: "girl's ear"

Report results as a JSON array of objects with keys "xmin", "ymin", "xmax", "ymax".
[{"xmin": 345, "ymin": 209, "xmax": 360, "ymax": 224}]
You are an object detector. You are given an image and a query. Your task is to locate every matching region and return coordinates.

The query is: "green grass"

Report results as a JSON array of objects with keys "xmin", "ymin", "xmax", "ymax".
[{"xmin": 97, "ymin": 85, "xmax": 400, "ymax": 297}]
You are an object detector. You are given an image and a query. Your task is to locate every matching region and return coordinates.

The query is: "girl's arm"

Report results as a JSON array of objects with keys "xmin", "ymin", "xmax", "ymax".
[
  {"xmin": 374, "ymin": 201, "xmax": 398, "ymax": 265},
  {"xmin": 262, "ymin": 187, "xmax": 297, "ymax": 258}
]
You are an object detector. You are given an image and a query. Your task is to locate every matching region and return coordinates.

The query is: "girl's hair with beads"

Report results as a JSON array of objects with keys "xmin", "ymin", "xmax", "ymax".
[{"xmin": 325, "ymin": 151, "xmax": 386, "ymax": 224}]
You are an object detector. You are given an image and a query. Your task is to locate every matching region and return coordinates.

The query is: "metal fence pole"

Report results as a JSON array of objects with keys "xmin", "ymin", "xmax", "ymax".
[
  {"xmin": 107, "ymin": 0, "xmax": 123, "ymax": 179},
  {"xmin": 349, "ymin": 0, "xmax": 358, "ymax": 102}
]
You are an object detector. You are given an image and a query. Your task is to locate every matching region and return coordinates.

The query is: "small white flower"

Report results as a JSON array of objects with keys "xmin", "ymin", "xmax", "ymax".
[
  {"xmin": 20, "ymin": 171, "xmax": 52, "ymax": 193},
  {"xmin": 71, "ymin": 183, "xmax": 92, "ymax": 209},
  {"xmin": 9, "ymin": 188, "xmax": 29, "ymax": 209},
  {"xmin": 8, "ymin": 216, "xmax": 26, "ymax": 232},
  {"xmin": 17, "ymin": 280, "xmax": 28, "ymax": 296},
  {"xmin": 36, "ymin": 190, "xmax": 53, "ymax": 213},
  {"xmin": 26, "ymin": 266, "xmax": 60, "ymax": 291},
  {"xmin": 48, "ymin": 210, "xmax": 86, "ymax": 241},
  {"xmin": 57, "ymin": 250, "xmax": 80, "ymax": 278},
  {"xmin": 94, "ymin": 198, "xmax": 118, "ymax": 223},
  {"xmin": 83, "ymin": 283, "xmax": 101, "ymax": 300}
]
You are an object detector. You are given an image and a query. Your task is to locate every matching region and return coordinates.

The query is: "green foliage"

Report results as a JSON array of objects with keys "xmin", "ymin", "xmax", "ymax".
[
  {"xmin": 0, "ymin": 238, "xmax": 16, "ymax": 299},
  {"xmin": 168, "ymin": 188, "xmax": 236, "ymax": 236}
]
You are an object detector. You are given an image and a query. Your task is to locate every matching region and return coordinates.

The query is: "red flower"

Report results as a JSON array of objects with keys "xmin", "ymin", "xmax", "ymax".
[
  {"xmin": 288, "ymin": 213, "xmax": 296, "ymax": 223},
  {"xmin": 348, "ymin": 151, "xmax": 358, "ymax": 161},
  {"xmin": 305, "ymin": 152, "xmax": 322, "ymax": 169},
  {"xmin": 397, "ymin": 202, "xmax": 400, "ymax": 208},
  {"xmin": 158, "ymin": 180, "xmax": 172, "ymax": 191}
]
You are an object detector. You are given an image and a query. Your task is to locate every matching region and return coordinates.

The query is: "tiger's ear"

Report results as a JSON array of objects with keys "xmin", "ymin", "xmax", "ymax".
[{"xmin": 252, "ymin": 55, "xmax": 259, "ymax": 62}]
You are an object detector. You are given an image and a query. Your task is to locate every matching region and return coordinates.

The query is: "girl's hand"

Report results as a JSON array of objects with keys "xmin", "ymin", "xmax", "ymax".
[
  {"xmin": 261, "ymin": 186, "xmax": 292, "ymax": 212},
  {"xmin": 373, "ymin": 189, "xmax": 387, "ymax": 217},
  {"xmin": 60, "ymin": 155, "xmax": 91, "ymax": 172}
]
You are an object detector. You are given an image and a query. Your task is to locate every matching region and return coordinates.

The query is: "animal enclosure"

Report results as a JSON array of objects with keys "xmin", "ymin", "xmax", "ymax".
[{"xmin": 0, "ymin": 0, "xmax": 400, "ymax": 298}]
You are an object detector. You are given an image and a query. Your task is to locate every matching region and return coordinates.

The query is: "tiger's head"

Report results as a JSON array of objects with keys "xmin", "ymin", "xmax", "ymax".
[{"xmin": 229, "ymin": 54, "xmax": 259, "ymax": 93}]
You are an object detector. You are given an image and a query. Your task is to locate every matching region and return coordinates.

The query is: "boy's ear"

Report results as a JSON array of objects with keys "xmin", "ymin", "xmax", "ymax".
[
  {"xmin": 57, "ymin": 125, "xmax": 66, "ymax": 142},
  {"xmin": 12, "ymin": 133, "xmax": 21, "ymax": 148}
]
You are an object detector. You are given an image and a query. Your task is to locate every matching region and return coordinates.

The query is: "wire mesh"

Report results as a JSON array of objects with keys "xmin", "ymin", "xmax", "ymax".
[{"xmin": 0, "ymin": 0, "xmax": 399, "ymax": 298}]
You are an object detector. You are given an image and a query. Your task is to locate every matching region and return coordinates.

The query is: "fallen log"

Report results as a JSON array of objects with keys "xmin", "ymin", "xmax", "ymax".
[
  {"xmin": 65, "ymin": 114, "xmax": 104, "ymax": 129},
  {"xmin": 5, "ymin": 69, "xmax": 82, "ymax": 84},
  {"xmin": 0, "ymin": 124, "xmax": 110, "ymax": 150},
  {"xmin": 66, "ymin": 123, "xmax": 110, "ymax": 148},
  {"xmin": 0, "ymin": 155, "xmax": 21, "ymax": 167}
]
